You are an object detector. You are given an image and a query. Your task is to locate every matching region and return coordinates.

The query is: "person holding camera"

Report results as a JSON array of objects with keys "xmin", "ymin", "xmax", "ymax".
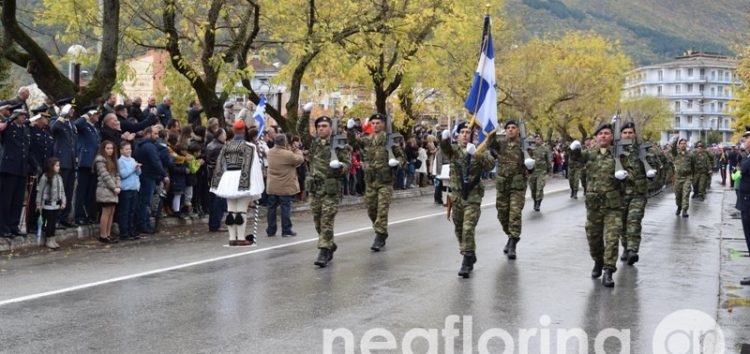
[
  {"xmin": 36, "ymin": 157, "xmax": 66, "ymax": 250},
  {"xmin": 265, "ymin": 134, "xmax": 304, "ymax": 237}
]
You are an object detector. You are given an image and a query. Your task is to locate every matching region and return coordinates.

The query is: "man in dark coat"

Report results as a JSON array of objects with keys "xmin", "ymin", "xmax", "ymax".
[
  {"xmin": 0, "ymin": 110, "xmax": 32, "ymax": 237},
  {"xmin": 156, "ymin": 96, "xmax": 174, "ymax": 127},
  {"xmin": 115, "ymin": 104, "xmax": 155, "ymax": 133},
  {"xmin": 129, "ymin": 96, "xmax": 146, "ymax": 123},
  {"xmin": 187, "ymin": 100, "xmax": 204, "ymax": 128},
  {"xmin": 134, "ymin": 125, "xmax": 169, "ymax": 234},
  {"xmin": 27, "ymin": 112, "xmax": 55, "ymax": 233},
  {"xmin": 50, "ymin": 104, "xmax": 78, "ymax": 227},
  {"xmin": 74, "ymin": 109, "xmax": 101, "ymax": 225}
]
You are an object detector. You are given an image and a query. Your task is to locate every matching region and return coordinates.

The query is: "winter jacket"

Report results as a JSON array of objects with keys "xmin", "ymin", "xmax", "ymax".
[
  {"xmin": 36, "ymin": 174, "xmax": 66, "ymax": 210},
  {"xmin": 74, "ymin": 117, "xmax": 101, "ymax": 169},
  {"xmin": 119, "ymin": 155, "xmax": 141, "ymax": 191},
  {"xmin": 94, "ymin": 155, "xmax": 121, "ymax": 204},
  {"xmin": 134, "ymin": 139, "xmax": 167, "ymax": 181}
]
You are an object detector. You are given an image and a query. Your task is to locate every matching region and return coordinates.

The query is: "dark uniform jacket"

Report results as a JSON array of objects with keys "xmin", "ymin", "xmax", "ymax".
[
  {"xmin": 0, "ymin": 120, "xmax": 32, "ymax": 176},
  {"xmin": 50, "ymin": 117, "xmax": 78, "ymax": 170}
]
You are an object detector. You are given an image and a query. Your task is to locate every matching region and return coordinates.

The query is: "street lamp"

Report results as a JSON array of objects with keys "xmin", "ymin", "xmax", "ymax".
[{"xmin": 67, "ymin": 45, "xmax": 87, "ymax": 90}]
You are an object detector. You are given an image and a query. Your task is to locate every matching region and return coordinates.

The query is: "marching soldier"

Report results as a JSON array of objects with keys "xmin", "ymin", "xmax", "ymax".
[
  {"xmin": 671, "ymin": 137, "xmax": 695, "ymax": 217},
  {"xmin": 440, "ymin": 122, "xmax": 495, "ymax": 278},
  {"xmin": 618, "ymin": 122, "xmax": 657, "ymax": 265},
  {"xmin": 528, "ymin": 134, "xmax": 552, "ymax": 212},
  {"xmin": 346, "ymin": 114, "xmax": 405, "ymax": 252},
  {"xmin": 691, "ymin": 142, "xmax": 712, "ymax": 201},
  {"xmin": 569, "ymin": 123, "xmax": 625, "ymax": 288},
  {"xmin": 0, "ymin": 110, "xmax": 33, "ymax": 238},
  {"xmin": 298, "ymin": 106, "xmax": 351, "ymax": 267},
  {"xmin": 566, "ymin": 140, "xmax": 584, "ymax": 199},
  {"xmin": 486, "ymin": 120, "xmax": 534, "ymax": 260}
]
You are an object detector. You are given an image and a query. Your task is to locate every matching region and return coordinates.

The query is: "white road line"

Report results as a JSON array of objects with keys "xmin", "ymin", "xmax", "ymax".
[{"xmin": 0, "ymin": 187, "xmax": 568, "ymax": 307}]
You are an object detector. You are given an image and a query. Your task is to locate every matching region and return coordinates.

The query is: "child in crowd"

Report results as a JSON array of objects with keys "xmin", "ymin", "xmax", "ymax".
[
  {"xmin": 118, "ymin": 141, "xmax": 141, "ymax": 240},
  {"xmin": 94, "ymin": 141, "xmax": 121, "ymax": 243},
  {"xmin": 36, "ymin": 157, "xmax": 66, "ymax": 250}
]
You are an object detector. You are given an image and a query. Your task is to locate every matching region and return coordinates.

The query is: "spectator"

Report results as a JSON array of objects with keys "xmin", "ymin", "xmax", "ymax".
[
  {"xmin": 206, "ymin": 128, "xmax": 227, "ymax": 232},
  {"xmin": 101, "ymin": 93, "xmax": 117, "ymax": 117},
  {"xmin": 134, "ymin": 126, "xmax": 168, "ymax": 234},
  {"xmin": 50, "ymin": 104, "xmax": 78, "ymax": 228},
  {"xmin": 167, "ymin": 133, "xmax": 189, "ymax": 219},
  {"xmin": 101, "ymin": 113, "xmax": 125, "ymax": 154},
  {"xmin": 223, "ymin": 101, "xmax": 235, "ymax": 126},
  {"xmin": 36, "ymin": 157, "xmax": 66, "ymax": 249},
  {"xmin": 7, "ymin": 87, "xmax": 30, "ymax": 113},
  {"xmin": 265, "ymin": 134, "xmax": 304, "ymax": 237},
  {"xmin": 130, "ymin": 96, "xmax": 145, "ymax": 123},
  {"xmin": 157, "ymin": 96, "xmax": 174, "ymax": 127},
  {"xmin": 737, "ymin": 131, "xmax": 750, "ymax": 287},
  {"xmin": 417, "ymin": 141, "xmax": 428, "ymax": 187},
  {"xmin": 187, "ymin": 100, "xmax": 204, "ymax": 128},
  {"xmin": 405, "ymin": 137, "xmax": 419, "ymax": 188},
  {"xmin": 205, "ymin": 117, "xmax": 220, "ymax": 146},
  {"xmin": 237, "ymin": 100, "xmax": 255, "ymax": 128},
  {"xmin": 94, "ymin": 141, "xmax": 121, "ymax": 243},
  {"xmin": 74, "ymin": 109, "xmax": 102, "ymax": 225},
  {"xmin": 188, "ymin": 141, "xmax": 208, "ymax": 217},
  {"xmin": 118, "ymin": 141, "xmax": 141, "ymax": 240},
  {"xmin": 115, "ymin": 104, "xmax": 156, "ymax": 133},
  {"xmin": 167, "ymin": 119, "xmax": 181, "ymax": 136}
]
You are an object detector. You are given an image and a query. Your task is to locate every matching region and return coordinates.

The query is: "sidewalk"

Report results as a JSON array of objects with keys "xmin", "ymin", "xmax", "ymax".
[
  {"xmin": 717, "ymin": 183, "xmax": 750, "ymax": 353},
  {"xmin": 0, "ymin": 175, "xmax": 573, "ymax": 253}
]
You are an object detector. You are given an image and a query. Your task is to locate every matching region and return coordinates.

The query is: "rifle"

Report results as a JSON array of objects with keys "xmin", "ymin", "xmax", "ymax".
[
  {"xmin": 329, "ymin": 118, "xmax": 348, "ymax": 163},
  {"xmin": 612, "ymin": 109, "xmax": 629, "ymax": 173},
  {"xmin": 519, "ymin": 120, "xmax": 532, "ymax": 161},
  {"xmin": 385, "ymin": 114, "xmax": 403, "ymax": 161},
  {"xmin": 639, "ymin": 141, "xmax": 656, "ymax": 173}
]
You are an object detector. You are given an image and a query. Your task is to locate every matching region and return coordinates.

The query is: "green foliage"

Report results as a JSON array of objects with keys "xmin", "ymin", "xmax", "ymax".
[{"xmin": 706, "ymin": 130, "xmax": 722, "ymax": 145}]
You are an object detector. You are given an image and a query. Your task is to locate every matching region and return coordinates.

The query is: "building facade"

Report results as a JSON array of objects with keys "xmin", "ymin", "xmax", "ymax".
[{"xmin": 624, "ymin": 50, "xmax": 740, "ymax": 145}]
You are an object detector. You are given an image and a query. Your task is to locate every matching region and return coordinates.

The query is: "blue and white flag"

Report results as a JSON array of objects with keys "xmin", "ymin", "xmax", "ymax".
[
  {"xmin": 463, "ymin": 15, "xmax": 497, "ymax": 145},
  {"xmin": 254, "ymin": 96, "xmax": 267, "ymax": 138}
]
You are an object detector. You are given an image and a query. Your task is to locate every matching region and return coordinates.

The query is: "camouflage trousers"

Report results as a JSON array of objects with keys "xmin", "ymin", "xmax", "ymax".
[
  {"xmin": 528, "ymin": 173, "xmax": 547, "ymax": 202},
  {"xmin": 621, "ymin": 195, "xmax": 647, "ymax": 252},
  {"xmin": 451, "ymin": 197, "xmax": 481, "ymax": 256},
  {"xmin": 568, "ymin": 167, "xmax": 582, "ymax": 193},
  {"xmin": 585, "ymin": 203, "xmax": 622, "ymax": 272},
  {"xmin": 674, "ymin": 177, "xmax": 692, "ymax": 211},
  {"xmin": 365, "ymin": 181, "xmax": 393, "ymax": 235},
  {"xmin": 310, "ymin": 194, "xmax": 339, "ymax": 249},
  {"xmin": 496, "ymin": 186, "xmax": 525, "ymax": 239},
  {"xmin": 693, "ymin": 171, "xmax": 710, "ymax": 197}
]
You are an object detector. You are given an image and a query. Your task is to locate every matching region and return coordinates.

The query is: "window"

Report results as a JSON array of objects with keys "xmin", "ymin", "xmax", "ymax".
[
  {"xmin": 687, "ymin": 100, "xmax": 693, "ymax": 109},
  {"xmin": 687, "ymin": 84, "xmax": 693, "ymax": 92},
  {"xmin": 711, "ymin": 70, "xmax": 716, "ymax": 80},
  {"xmin": 675, "ymin": 117, "xmax": 681, "ymax": 127},
  {"xmin": 726, "ymin": 72, "xmax": 731, "ymax": 81},
  {"xmin": 711, "ymin": 102, "xmax": 716, "ymax": 113},
  {"xmin": 711, "ymin": 87, "xmax": 716, "ymax": 96},
  {"xmin": 718, "ymin": 86, "xmax": 724, "ymax": 97},
  {"xmin": 700, "ymin": 68, "xmax": 706, "ymax": 77},
  {"xmin": 658, "ymin": 86, "xmax": 663, "ymax": 96},
  {"xmin": 719, "ymin": 70, "xmax": 723, "ymax": 79},
  {"xmin": 675, "ymin": 85, "xmax": 681, "ymax": 93},
  {"xmin": 699, "ymin": 84, "xmax": 704, "ymax": 93},
  {"xmin": 719, "ymin": 102, "xmax": 724, "ymax": 111},
  {"xmin": 687, "ymin": 115, "xmax": 693, "ymax": 125},
  {"xmin": 675, "ymin": 101, "xmax": 681, "ymax": 112},
  {"xmin": 688, "ymin": 68, "xmax": 694, "ymax": 77},
  {"xmin": 658, "ymin": 70, "xmax": 663, "ymax": 81},
  {"xmin": 675, "ymin": 69, "xmax": 681, "ymax": 80}
]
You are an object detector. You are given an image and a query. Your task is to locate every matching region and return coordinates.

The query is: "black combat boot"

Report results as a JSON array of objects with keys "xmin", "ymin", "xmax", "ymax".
[
  {"xmin": 591, "ymin": 260, "xmax": 603, "ymax": 278},
  {"xmin": 507, "ymin": 238, "xmax": 519, "ymax": 260},
  {"xmin": 682, "ymin": 210, "xmax": 689, "ymax": 218},
  {"xmin": 627, "ymin": 251, "xmax": 639, "ymax": 265},
  {"xmin": 327, "ymin": 243, "xmax": 338, "ymax": 262},
  {"xmin": 533, "ymin": 200, "xmax": 541, "ymax": 212},
  {"xmin": 314, "ymin": 248, "xmax": 331, "ymax": 267},
  {"xmin": 620, "ymin": 249, "xmax": 630, "ymax": 262},
  {"xmin": 572, "ymin": 190, "xmax": 578, "ymax": 199},
  {"xmin": 371, "ymin": 233, "xmax": 387, "ymax": 251},
  {"xmin": 458, "ymin": 254, "xmax": 476, "ymax": 278},
  {"xmin": 602, "ymin": 269, "xmax": 615, "ymax": 288},
  {"xmin": 503, "ymin": 239, "xmax": 510, "ymax": 254},
  {"xmin": 675, "ymin": 207, "xmax": 681, "ymax": 216},
  {"xmin": 570, "ymin": 190, "xmax": 575, "ymax": 199}
]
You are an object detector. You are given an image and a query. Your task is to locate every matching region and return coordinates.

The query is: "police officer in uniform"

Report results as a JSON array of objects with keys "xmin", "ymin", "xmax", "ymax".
[
  {"xmin": 299, "ymin": 105, "xmax": 351, "ymax": 267},
  {"xmin": 346, "ymin": 114, "xmax": 405, "ymax": 252},
  {"xmin": 440, "ymin": 122, "xmax": 495, "ymax": 278},
  {"xmin": 569, "ymin": 123, "xmax": 625, "ymax": 288},
  {"xmin": 74, "ymin": 109, "xmax": 102, "ymax": 225},
  {"xmin": 671, "ymin": 137, "xmax": 695, "ymax": 217},
  {"xmin": 486, "ymin": 120, "xmax": 534, "ymax": 260},
  {"xmin": 27, "ymin": 112, "xmax": 55, "ymax": 234},
  {"xmin": 50, "ymin": 101, "xmax": 78, "ymax": 227},
  {"xmin": 528, "ymin": 134, "xmax": 552, "ymax": 212},
  {"xmin": 0, "ymin": 110, "xmax": 33, "ymax": 238}
]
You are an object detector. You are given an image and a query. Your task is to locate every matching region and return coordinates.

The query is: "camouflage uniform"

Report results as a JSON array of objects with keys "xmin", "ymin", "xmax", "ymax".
[
  {"xmin": 619, "ymin": 141, "xmax": 655, "ymax": 254},
  {"xmin": 441, "ymin": 139, "xmax": 495, "ymax": 255},
  {"xmin": 487, "ymin": 134, "xmax": 527, "ymax": 241},
  {"xmin": 528, "ymin": 144, "xmax": 552, "ymax": 202},
  {"xmin": 348, "ymin": 130, "xmax": 405, "ymax": 240},
  {"xmin": 566, "ymin": 144, "xmax": 584, "ymax": 197},
  {"xmin": 671, "ymin": 146, "xmax": 695, "ymax": 212},
  {"xmin": 570, "ymin": 146, "xmax": 623, "ymax": 272},
  {"xmin": 692, "ymin": 149, "xmax": 712, "ymax": 198}
]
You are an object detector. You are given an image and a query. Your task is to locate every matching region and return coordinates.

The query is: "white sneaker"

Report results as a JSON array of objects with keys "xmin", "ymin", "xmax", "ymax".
[{"xmin": 46, "ymin": 238, "xmax": 60, "ymax": 250}]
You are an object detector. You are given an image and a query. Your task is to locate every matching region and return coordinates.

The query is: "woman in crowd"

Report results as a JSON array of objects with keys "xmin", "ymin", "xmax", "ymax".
[{"xmin": 94, "ymin": 141, "xmax": 121, "ymax": 243}]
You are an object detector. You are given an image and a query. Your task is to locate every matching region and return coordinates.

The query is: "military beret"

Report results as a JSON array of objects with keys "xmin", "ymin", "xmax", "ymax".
[
  {"xmin": 31, "ymin": 105, "xmax": 48, "ymax": 114},
  {"xmin": 695, "ymin": 142, "xmax": 703, "ymax": 148},
  {"xmin": 369, "ymin": 113, "xmax": 387, "ymax": 122},
  {"xmin": 315, "ymin": 116, "xmax": 332, "ymax": 127},
  {"xmin": 594, "ymin": 123, "xmax": 613, "ymax": 135},
  {"xmin": 504, "ymin": 120, "xmax": 518, "ymax": 129},
  {"xmin": 621, "ymin": 121, "xmax": 635, "ymax": 132},
  {"xmin": 55, "ymin": 97, "xmax": 75, "ymax": 107},
  {"xmin": 455, "ymin": 121, "xmax": 468, "ymax": 132}
]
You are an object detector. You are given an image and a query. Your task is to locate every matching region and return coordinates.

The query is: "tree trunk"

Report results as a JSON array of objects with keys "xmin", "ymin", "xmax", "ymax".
[{"xmin": 286, "ymin": 50, "xmax": 318, "ymax": 133}]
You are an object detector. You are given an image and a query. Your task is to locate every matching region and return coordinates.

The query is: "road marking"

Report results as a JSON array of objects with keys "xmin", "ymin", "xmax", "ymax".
[{"xmin": 0, "ymin": 187, "xmax": 568, "ymax": 307}]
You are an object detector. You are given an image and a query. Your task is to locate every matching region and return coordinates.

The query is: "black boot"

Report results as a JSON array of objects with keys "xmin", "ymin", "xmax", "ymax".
[
  {"xmin": 675, "ymin": 207, "xmax": 681, "ymax": 216},
  {"xmin": 620, "ymin": 249, "xmax": 630, "ymax": 262},
  {"xmin": 327, "ymin": 243, "xmax": 338, "ymax": 262},
  {"xmin": 602, "ymin": 269, "xmax": 615, "ymax": 288},
  {"xmin": 570, "ymin": 190, "xmax": 574, "ymax": 199},
  {"xmin": 507, "ymin": 238, "xmax": 518, "ymax": 260},
  {"xmin": 572, "ymin": 190, "xmax": 578, "ymax": 199},
  {"xmin": 314, "ymin": 248, "xmax": 331, "ymax": 267},
  {"xmin": 533, "ymin": 200, "xmax": 541, "ymax": 212},
  {"xmin": 371, "ymin": 233, "xmax": 387, "ymax": 251},
  {"xmin": 627, "ymin": 251, "xmax": 639, "ymax": 265},
  {"xmin": 503, "ymin": 239, "xmax": 510, "ymax": 254},
  {"xmin": 682, "ymin": 210, "xmax": 689, "ymax": 218},
  {"xmin": 591, "ymin": 260, "xmax": 603, "ymax": 278},
  {"xmin": 458, "ymin": 254, "xmax": 476, "ymax": 278}
]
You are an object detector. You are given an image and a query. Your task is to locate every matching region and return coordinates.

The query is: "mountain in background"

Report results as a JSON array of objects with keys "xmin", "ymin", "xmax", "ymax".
[{"xmin": 505, "ymin": 0, "xmax": 749, "ymax": 65}]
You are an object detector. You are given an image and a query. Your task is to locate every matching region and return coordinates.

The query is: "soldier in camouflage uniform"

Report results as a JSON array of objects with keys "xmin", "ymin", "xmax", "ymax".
[
  {"xmin": 486, "ymin": 120, "xmax": 534, "ymax": 260},
  {"xmin": 566, "ymin": 141, "xmax": 584, "ymax": 199},
  {"xmin": 617, "ymin": 122, "xmax": 658, "ymax": 266},
  {"xmin": 440, "ymin": 122, "xmax": 495, "ymax": 278},
  {"xmin": 346, "ymin": 114, "xmax": 405, "ymax": 252},
  {"xmin": 298, "ymin": 110, "xmax": 351, "ymax": 267},
  {"xmin": 528, "ymin": 134, "xmax": 552, "ymax": 212},
  {"xmin": 671, "ymin": 137, "xmax": 695, "ymax": 218},
  {"xmin": 691, "ymin": 142, "xmax": 712, "ymax": 200},
  {"xmin": 569, "ymin": 123, "xmax": 625, "ymax": 288}
]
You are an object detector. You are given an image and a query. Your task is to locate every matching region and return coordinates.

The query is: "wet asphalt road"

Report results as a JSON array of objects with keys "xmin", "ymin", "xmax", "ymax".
[{"xmin": 0, "ymin": 179, "xmax": 726, "ymax": 353}]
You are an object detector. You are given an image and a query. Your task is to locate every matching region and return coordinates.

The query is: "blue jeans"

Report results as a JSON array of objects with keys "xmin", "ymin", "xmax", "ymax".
[
  {"xmin": 137, "ymin": 176, "xmax": 157, "ymax": 231},
  {"xmin": 208, "ymin": 192, "xmax": 227, "ymax": 231},
  {"xmin": 266, "ymin": 194, "xmax": 293, "ymax": 235},
  {"xmin": 118, "ymin": 190, "xmax": 138, "ymax": 237}
]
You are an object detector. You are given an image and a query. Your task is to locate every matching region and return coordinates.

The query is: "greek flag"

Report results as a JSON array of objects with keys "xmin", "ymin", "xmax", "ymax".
[
  {"xmin": 254, "ymin": 96, "xmax": 267, "ymax": 137},
  {"xmin": 463, "ymin": 15, "xmax": 497, "ymax": 145}
]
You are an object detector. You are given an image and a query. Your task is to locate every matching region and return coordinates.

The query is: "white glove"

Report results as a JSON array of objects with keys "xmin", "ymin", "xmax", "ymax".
[
  {"xmin": 347, "ymin": 118, "xmax": 355, "ymax": 129},
  {"xmin": 303, "ymin": 102, "xmax": 313, "ymax": 112},
  {"xmin": 329, "ymin": 160, "xmax": 342, "ymax": 169},
  {"xmin": 524, "ymin": 158, "xmax": 536, "ymax": 170},
  {"xmin": 570, "ymin": 140, "xmax": 581, "ymax": 150},
  {"xmin": 646, "ymin": 169, "xmax": 657, "ymax": 178},
  {"xmin": 466, "ymin": 143, "xmax": 476, "ymax": 155},
  {"xmin": 614, "ymin": 170, "xmax": 629, "ymax": 180},
  {"xmin": 441, "ymin": 129, "xmax": 451, "ymax": 140},
  {"xmin": 388, "ymin": 159, "xmax": 399, "ymax": 167}
]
